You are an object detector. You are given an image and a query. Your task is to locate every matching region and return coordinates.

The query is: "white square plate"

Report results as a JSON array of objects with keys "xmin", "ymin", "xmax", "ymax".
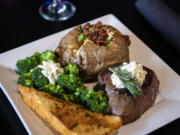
[{"xmin": 0, "ymin": 14, "xmax": 180, "ymax": 135}]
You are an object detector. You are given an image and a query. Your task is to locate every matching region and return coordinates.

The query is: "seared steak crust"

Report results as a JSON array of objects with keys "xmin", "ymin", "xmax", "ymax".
[{"xmin": 98, "ymin": 66, "xmax": 159, "ymax": 124}]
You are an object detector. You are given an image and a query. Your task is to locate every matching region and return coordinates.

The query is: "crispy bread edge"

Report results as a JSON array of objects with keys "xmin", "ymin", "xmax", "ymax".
[
  {"xmin": 18, "ymin": 85, "xmax": 122, "ymax": 135},
  {"xmin": 18, "ymin": 85, "xmax": 79, "ymax": 135}
]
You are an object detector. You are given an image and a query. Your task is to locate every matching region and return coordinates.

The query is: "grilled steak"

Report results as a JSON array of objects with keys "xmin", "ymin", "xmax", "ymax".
[{"xmin": 98, "ymin": 66, "xmax": 159, "ymax": 124}]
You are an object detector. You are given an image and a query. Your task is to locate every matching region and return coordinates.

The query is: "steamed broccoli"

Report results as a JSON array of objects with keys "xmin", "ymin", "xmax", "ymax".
[
  {"xmin": 61, "ymin": 93, "xmax": 75, "ymax": 102},
  {"xmin": 16, "ymin": 52, "xmax": 40, "ymax": 74},
  {"xmin": 86, "ymin": 90, "xmax": 108, "ymax": 113},
  {"xmin": 40, "ymin": 84, "xmax": 64, "ymax": 97},
  {"xmin": 31, "ymin": 67, "xmax": 49, "ymax": 88},
  {"xmin": 40, "ymin": 84, "xmax": 75, "ymax": 102},
  {"xmin": 75, "ymin": 86, "xmax": 108, "ymax": 113},
  {"xmin": 17, "ymin": 72, "xmax": 33, "ymax": 87},
  {"xmin": 74, "ymin": 86, "xmax": 91, "ymax": 101},
  {"xmin": 16, "ymin": 50, "xmax": 56, "ymax": 74},
  {"xmin": 64, "ymin": 64, "xmax": 79, "ymax": 75},
  {"xmin": 57, "ymin": 73, "xmax": 82, "ymax": 93},
  {"xmin": 57, "ymin": 64, "xmax": 108, "ymax": 113},
  {"xmin": 40, "ymin": 50, "xmax": 55, "ymax": 63}
]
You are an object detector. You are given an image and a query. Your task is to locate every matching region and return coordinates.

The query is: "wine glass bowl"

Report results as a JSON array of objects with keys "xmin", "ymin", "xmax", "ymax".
[{"xmin": 39, "ymin": 0, "xmax": 76, "ymax": 21}]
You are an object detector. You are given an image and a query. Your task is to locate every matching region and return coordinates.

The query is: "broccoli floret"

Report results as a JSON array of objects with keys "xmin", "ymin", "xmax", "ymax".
[
  {"xmin": 31, "ymin": 68, "xmax": 49, "ymax": 88},
  {"xmin": 86, "ymin": 90, "xmax": 108, "ymax": 113},
  {"xmin": 57, "ymin": 73, "xmax": 82, "ymax": 93},
  {"xmin": 40, "ymin": 50, "xmax": 55, "ymax": 63},
  {"xmin": 31, "ymin": 52, "xmax": 40, "ymax": 61},
  {"xmin": 74, "ymin": 86, "xmax": 91, "ymax": 101},
  {"xmin": 16, "ymin": 50, "xmax": 56, "ymax": 74},
  {"xmin": 40, "ymin": 84, "xmax": 64, "ymax": 97},
  {"xmin": 16, "ymin": 52, "xmax": 40, "ymax": 74},
  {"xmin": 64, "ymin": 64, "xmax": 79, "ymax": 75},
  {"xmin": 17, "ymin": 72, "xmax": 33, "ymax": 87},
  {"xmin": 61, "ymin": 93, "xmax": 75, "ymax": 102},
  {"xmin": 75, "ymin": 86, "xmax": 108, "ymax": 113},
  {"xmin": 40, "ymin": 84, "xmax": 75, "ymax": 102},
  {"xmin": 57, "ymin": 63, "xmax": 108, "ymax": 113}
]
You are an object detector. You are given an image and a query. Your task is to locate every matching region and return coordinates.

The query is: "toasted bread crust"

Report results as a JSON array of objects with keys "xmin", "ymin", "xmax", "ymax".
[{"xmin": 18, "ymin": 85, "xmax": 122, "ymax": 135}]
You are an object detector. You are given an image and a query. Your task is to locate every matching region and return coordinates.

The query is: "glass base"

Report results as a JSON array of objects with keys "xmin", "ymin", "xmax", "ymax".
[{"xmin": 39, "ymin": 1, "xmax": 76, "ymax": 21}]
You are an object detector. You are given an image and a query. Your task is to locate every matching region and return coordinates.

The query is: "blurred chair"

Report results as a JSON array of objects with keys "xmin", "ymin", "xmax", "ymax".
[{"xmin": 135, "ymin": 0, "xmax": 180, "ymax": 52}]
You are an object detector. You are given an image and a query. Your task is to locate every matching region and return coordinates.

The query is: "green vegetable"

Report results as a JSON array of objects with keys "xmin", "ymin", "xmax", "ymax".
[
  {"xmin": 78, "ymin": 33, "xmax": 84, "ymax": 42},
  {"xmin": 40, "ymin": 84, "xmax": 64, "ymax": 97},
  {"xmin": 107, "ymin": 36, "xmax": 113, "ymax": 42},
  {"xmin": 40, "ymin": 84, "xmax": 75, "ymax": 102},
  {"xmin": 75, "ymin": 86, "xmax": 108, "ymax": 113},
  {"xmin": 57, "ymin": 73, "xmax": 82, "ymax": 93},
  {"xmin": 83, "ymin": 38, "xmax": 89, "ymax": 44},
  {"xmin": 57, "ymin": 64, "xmax": 108, "ymax": 113},
  {"xmin": 16, "ymin": 50, "xmax": 56, "ymax": 74},
  {"xmin": 40, "ymin": 50, "xmax": 56, "ymax": 63},
  {"xmin": 64, "ymin": 63, "xmax": 79, "ymax": 75},
  {"xmin": 109, "ymin": 66, "xmax": 142, "ymax": 97},
  {"xmin": 88, "ymin": 90, "xmax": 108, "ymax": 113},
  {"xmin": 16, "ymin": 52, "xmax": 40, "ymax": 74},
  {"xmin": 17, "ymin": 60, "xmax": 108, "ymax": 113},
  {"xmin": 74, "ymin": 86, "xmax": 91, "ymax": 103},
  {"xmin": 31, "ymin": 68, "xmax": 49, "ymax": 88},
  {"xmin": 89, "ymin": 27, "xmax": 93, "ymax": 32},
  {"xmin": 17, "ymin": 72, "xmax": 33, "ymax": 87},
  {"xmin": 61, "ymin": 93, "xmax": 75, "ymax": 102}
]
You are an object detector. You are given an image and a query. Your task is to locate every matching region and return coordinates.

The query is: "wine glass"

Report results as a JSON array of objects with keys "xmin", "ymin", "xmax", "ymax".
[{"xmin": 39, "ymin": 0, "xmax": 76, "ymax": 21}]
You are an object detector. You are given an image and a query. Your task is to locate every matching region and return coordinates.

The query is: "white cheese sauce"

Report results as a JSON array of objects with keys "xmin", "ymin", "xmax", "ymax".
[{"xmin": 38, "ymin": 60, "xmax": 63, "ymax": 85}]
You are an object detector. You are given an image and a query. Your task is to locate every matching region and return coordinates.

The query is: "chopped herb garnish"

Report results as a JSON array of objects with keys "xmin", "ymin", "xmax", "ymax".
[
  {"xmin": 109, "ymin": 66, "xmax": 142, "ymax": 97},
  {"xmin": 89, "ymin": 27, "xmax": 93, "ymax": 32},
  {"xmin": 84, "ymin": 38, "xmax": 89, "ymax": 44},
  {"xmin": 107, "ymin": 36, "xmax": 113, "ymax": 42},
  {"xmin": 78, "ymin": 33, "xmax": 84, "ymax": 42}
]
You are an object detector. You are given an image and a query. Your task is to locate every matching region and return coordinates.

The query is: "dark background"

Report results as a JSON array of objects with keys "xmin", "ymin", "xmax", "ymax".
[{"xmin": 0, "ymin": 0, "xmax": 180, "ymax": 134}]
